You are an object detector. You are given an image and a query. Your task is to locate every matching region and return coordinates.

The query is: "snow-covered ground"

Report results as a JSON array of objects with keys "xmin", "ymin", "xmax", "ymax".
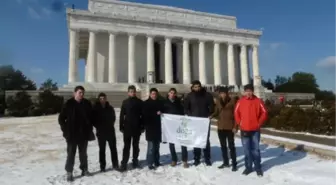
[
  {"xmin": 0, "ymin": 110, "xmax": 335, "ymax": 185},
  {"xmin": 262, "ymin": 127, "xmax": 336, "ymax": 139}
]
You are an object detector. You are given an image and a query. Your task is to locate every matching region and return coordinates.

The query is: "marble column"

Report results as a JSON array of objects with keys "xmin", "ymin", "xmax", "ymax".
[
  {"xmin": 87, "ymin": 31, "xmax": 97, "ymax": 83},
  {"xmin": 165, "ymin": 37, "xmax": 173, "ymax": 84},
  {"xmin": 128, "ymin": 34, "xmax": 136, "ymax": 83},
  {"xmin": 198, "ymin": 40, "xmax": 207, "ymax": 84},
  {"xmin": 68, "ymin": 29, "xmax": 78, "ymax": 83},
  {"xmin": 147, "ymin": 35, "xmax": 155, "ymax": 83},
  {"xmin": 213, "ymin": 41, "xmax": 222, "ymax": 85},
  {"xmin": 108, "ymin": 32, "xmax": 117, "ymax": 83},
  {"xmin": 240, "ymin": 44, "xmax": 249, "ymax": 85},
  {"xmin": 227, "ymin": 42, "xmax": 236, "ymax": 86},
  {"xmin": 84, "ymin": 60, "xmax": 88, "ymax": 82},
  {"xmin": 182, "ymin": 39, "xmax": 191, "ymax": 84},
  {"xmin": 176, "ymin": 43, "xmax": 183, "ymax": 84},
  {"xmin": 252, "ymin": 45, "xmax": 260, "ymax": 86}
]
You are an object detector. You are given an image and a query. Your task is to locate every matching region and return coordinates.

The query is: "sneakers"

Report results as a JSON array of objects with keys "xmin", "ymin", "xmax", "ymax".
[
  {"xmin": 231, "ymin": 166, "xmax": 238, "ymax": 172},
  {"xmin": 183, "ymin": 162, "xmax": 189, "ymax": 168},
  {"xmin": 218, "ymin": 163, "xmax": 230, "ymax": 169},
  {"xmin": 242, "ymin": 169, "xmax": 252, "ymax": 176},
  {"xmin": 66, "ymin": 172, "xmax": 74, "ymax": 182},
  {"xmin": 193, "ymin": 160, "xmax": 200, "ymax": 166},
  {"xmin": 81, "ymin": 170, "xmax": 91, "ymax": 177},
  {"xmin": 119, "ymin": 164, "xmax": 127, "ymax": 172},
  {"xmin": 171, "ymin": 161, "xmax": 177, "ymax": 167},
  {"xmin": 154, "ymin": 162, "xmax": 162, "ymax": 167},
  {"xmin": 132, "ymin": 162, "xmax": 139, "ymax": 169},
  {"xmin": 148, "ymin": 165, "xmax": 156, "ymax": 170},
  {"xmin": 205, "ymin": 160, "xmax": 212, "ymax": 166},
  {"xmin": 256, "ymin": 170, "xmax": 264, "ymax": 177}
]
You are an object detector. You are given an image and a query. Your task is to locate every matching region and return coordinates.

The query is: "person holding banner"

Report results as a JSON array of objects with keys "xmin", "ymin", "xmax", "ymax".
[
  {"xmin": 234, "ymin": 84, "xmax": 268, "ymax": 177},
  {"xmin": 142, "ymin": 88, "xmax": 164, "ymax": 170},
  {"xmin": 184, "ymin": 80, "xmax": 214, "ymax": 166},
  {"xmin": 119, "ymin": 85, "xmax": 144, "ymax": 172},
  {"xmin": 163, "ymin": 88, "xmax": 189, "ymax": 168},
  {"xmin": 210, "ymin": 87, "xmax": 238, "ymax": 171}
]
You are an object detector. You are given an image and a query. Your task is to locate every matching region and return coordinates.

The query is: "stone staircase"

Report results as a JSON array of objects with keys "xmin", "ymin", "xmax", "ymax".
[{"xmin": 61, "ymin": 82, "xmax": 143, "ymax": 92}]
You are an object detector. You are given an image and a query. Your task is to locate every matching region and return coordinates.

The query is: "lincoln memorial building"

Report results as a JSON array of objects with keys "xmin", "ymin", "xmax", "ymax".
[{"xmin": 65, "ymin": 0, "xmax": 263, "ymax": 92}]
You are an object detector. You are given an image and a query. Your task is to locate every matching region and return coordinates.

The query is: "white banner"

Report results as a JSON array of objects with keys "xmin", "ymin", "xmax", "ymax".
[{"xmin": 161, "ymin": 114, "xmax": 210, "ymax": 148}]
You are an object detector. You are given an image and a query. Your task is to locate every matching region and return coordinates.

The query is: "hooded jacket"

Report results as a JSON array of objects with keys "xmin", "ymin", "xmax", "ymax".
[{"xmin": 234, "ymin": 95, "xmax": 268, "ymax": 131}]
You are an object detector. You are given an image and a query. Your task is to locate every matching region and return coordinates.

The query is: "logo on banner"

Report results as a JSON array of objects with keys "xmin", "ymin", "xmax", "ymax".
[{"xmin": 176, "ymin": 117, "xmax": 193, "ymax": 141}]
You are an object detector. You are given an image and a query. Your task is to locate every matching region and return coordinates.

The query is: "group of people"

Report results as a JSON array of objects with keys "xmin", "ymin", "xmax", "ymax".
[{"xmin": 58, "ymin": 80, "xmax": 268, "ymax": 182}]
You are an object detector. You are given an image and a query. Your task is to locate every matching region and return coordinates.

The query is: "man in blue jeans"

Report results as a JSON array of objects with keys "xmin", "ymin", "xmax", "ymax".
[{"xmin": 234, "ymin": 84, "xmax": 267, "ymax": 177}]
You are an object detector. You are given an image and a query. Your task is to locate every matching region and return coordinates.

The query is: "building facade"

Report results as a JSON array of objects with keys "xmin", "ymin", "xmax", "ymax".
[{"xmin": 67, "ymin": 0, "xmax": 262, "ymax": 88}]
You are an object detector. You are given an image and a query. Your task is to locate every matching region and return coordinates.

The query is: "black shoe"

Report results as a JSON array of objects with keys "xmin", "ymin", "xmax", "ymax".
[
  {"xmin": 231, "ymin": 166, "xmax": 237, "ymax": 172},
  {"xmin": 205, "ymin": 160, "xmax": 212, "ymax": 166},
  {"xmin": 148, "ymin": 165, "xmax": 156, "ymax": 170},
  {"xmin": 100, "ymin": 168, "xmax": 106, "ymax": 172},
  {"xmin": 218, "ymin": 164, "xmax": 230, "ymax": 169},
  {"xmin": 119, "ymin": 164, "xmax": 127, "ymax": 172},
  {"xmin": 66, "ymin": 172, "xmax": 74, "ymax": 182},
  {"xmin": 193, "ymin": 160, "xmax": 200, "ymax": 166},
  {"xmin": 154, "ymin": 162, "xmax": 162, "ymax": 167},
  {"xmin": 132, "ymin": 161, "xmax": 139, "ymax": 168},
  {"xmin": 113, "ymin": 164, "xmax": 119, "ymax": 170},
  {"xmin": 81, "ymin": 170, "xmax": 91, "ymax": 177},
  {"xmin": 242, "ymin": 169, "xmax": 252, "ymax": 176},
  {"xmin": 256, "ymin": 170, "xmax": 263, "ymax": 177}
]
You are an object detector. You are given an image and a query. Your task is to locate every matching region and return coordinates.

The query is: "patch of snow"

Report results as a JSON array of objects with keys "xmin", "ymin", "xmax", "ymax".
[
  {"xmin": 0, "ymin": 115, "xmax": 335, "ymax": 185},
  {"xmin": 263, "ymin": 127, "xmax": 336, "ymax": 139}
]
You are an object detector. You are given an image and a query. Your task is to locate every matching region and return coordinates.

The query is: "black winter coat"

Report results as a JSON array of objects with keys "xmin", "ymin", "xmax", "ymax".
[
  {"xmin": 92, "ymin": 101, "xmax": 116, "ymax": 139},
  {"xmin": 142, "ymin": 98, "xmax": 164, "ymax": 142},
  {"xmin": 184, "ymin": 88, "xmax": 214, "ymax": 118},
  {"xmin": 163, "ymin": 97, "xmax": 184, "ymax": 115},
  {"xmin": 58, "ymin": 98, "xmax": 94, "ymax": 142},
  {"xmin": 119, "ymin": 96, "xmax": 143, "ymax": 136}
]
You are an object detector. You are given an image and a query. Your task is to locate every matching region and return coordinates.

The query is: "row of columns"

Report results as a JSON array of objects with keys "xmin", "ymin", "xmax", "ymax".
[{"xmin": 68, "ymin": 30, "xmax": 260, "ymax": 86}]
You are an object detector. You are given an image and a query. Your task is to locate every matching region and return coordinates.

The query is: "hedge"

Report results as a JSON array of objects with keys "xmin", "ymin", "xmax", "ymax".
[
  {"xmin": 264, "ymin": 102, "xmax": 335, "ymax": 136},
  {"xmin": 6, "ymin": 90, "xmax": 64, "ymax": 117}
]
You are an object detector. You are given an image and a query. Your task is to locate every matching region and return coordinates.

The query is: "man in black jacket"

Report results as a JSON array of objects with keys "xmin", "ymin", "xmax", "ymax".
[
  {"xmin": 58, "ymin": 86, "xmax": 95, "ymax": 182},
  {"xmin": 92, "ymin": 93, "xmax": 118, "ymax": 172},
  {"xmin": 163, "ymin": 88, "xmax": 189, "ymax": 168},
  {"xmin": 119, "ymin": 85, "xmax": 144, "ymax": 171},
  {"xmin": 142, "ymin": 88, "xmax": 164, "ymax": 170},
  {"xmin": 184, "ymin": 80, "xmax": 214, "ymax": 166}
]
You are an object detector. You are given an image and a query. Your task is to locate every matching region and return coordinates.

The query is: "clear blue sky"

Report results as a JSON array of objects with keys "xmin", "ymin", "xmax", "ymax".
[{"xmin": 0, "ymin": 0, "xmax": 335, "ymax": 91}]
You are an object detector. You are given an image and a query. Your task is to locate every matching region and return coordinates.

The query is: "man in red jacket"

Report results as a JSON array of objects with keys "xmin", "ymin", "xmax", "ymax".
[{"xmin": 234, "ymin": 84, "xmax": 267, "ymax": 177}]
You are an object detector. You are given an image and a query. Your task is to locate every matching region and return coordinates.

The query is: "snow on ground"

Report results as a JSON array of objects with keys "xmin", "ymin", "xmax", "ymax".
[
  {"xmin": 262, "ymin": 127, "xmax": 336, "ymax": 139},
  {"xmin": 0, "ymin": 110, "xmax": 335, "ymax": 185}
]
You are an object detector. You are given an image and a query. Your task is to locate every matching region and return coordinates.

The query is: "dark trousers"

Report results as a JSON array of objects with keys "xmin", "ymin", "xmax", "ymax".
[
  {"xmin": 241, "ymin": 131, "xmax": 261, "ymax": 171},
  {"xmin": 65, "ymin": 140, "xmax": 88, "ymax": 172},
  {"xmin": 98, "ymin": 135, "xmax": 119, "ymax": 169},
  {"xmin": 146, "ymin": 141, "xmax": 160, "ymax": 166},
  {"xmin": 169, "ymin": 143, "xmax": 188, "ymax": 162},
  {"xmin": 121, "ymin": 133, "xmax": 140, "ymax": 165},
  {"xmin": 194, "ymin": 126, "xmax": 211, "ymax": 162},
  {"xmin": 217, "ymin": 129, "xmax": 237, "ymax": 166}
]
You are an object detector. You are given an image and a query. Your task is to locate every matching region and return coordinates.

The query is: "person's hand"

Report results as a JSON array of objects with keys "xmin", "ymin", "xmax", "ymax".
[
  {"xmin": 157, "ymin": 111, "xmax": 161, "ymax": 115},
  {"xmin": 120, "ymin": 129, "xmax": 124, "ymax": 133},
  {"xmin": 232, "ymin": 128, "xmax": 237, "ymax": 134},
  {"xmin": 141, "ymin": 128, "xmax": 145, "ymax": 133}
]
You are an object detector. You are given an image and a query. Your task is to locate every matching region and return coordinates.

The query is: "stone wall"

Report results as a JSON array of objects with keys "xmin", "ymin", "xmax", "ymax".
[
  {"xmin": 5, "ymin": 90, "xmax": 141, "ymax": 108},
  {"xmin": 5, "ymin": 89, "xmax": 314, "ymax": 108}
]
